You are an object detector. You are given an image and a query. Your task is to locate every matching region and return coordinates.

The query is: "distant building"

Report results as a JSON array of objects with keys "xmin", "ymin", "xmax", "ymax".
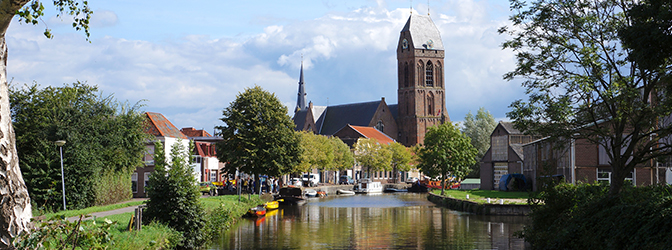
[
  {"xmin": 180, "ymin": 127, "xmax": 225, "ymax": 183},
  {"xmin": 479, "ymin": 122, "xmax": 539, "ymax": 190}
]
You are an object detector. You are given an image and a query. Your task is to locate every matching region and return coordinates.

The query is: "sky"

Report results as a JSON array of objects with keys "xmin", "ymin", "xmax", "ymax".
[{"xmin": 5, "ymin": 0, "xmax": 525, "ymax": 135}]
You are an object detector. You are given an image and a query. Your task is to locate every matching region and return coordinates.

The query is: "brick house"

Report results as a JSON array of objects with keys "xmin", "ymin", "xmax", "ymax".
[
  {"xmin": 180, "ymin": 127, "xmax": 225, "ymax": 183},
  {"xmin": 133, "ymin": 112, "xmax": 190, "ymax": 198}
]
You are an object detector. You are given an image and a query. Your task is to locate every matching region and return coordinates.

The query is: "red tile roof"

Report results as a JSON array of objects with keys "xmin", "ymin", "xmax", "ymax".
[
  {"xmin": 181, "ymin": 127, "xmax": 212, "ymax": 137},
  {"xmin": 144, "ymin": 112, "xmax": 188, "ymax": 139},
  {"xmin": 349, "ymin": 125, "xmax": 395, "ymax": 145}
]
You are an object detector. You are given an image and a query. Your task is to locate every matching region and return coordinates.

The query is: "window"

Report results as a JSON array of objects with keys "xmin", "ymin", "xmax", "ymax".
[
  {"xmin": 192, "ymin": 155, "xmax": 202, "ymax": 164},
  {"xmin": 492, "ymin": 136, "xmax": 508, "ymax": 161},
  {"xmin": 385, "ymin": 171, "xmax": 388, "ymax": 178},
  {"xmin": 427, "ymin": 93, "xmax": 434, "ymax": 116},
  {"xmin": 131, "ymin": 173, "xmax": 138, "ymax": 193},
  {"xmin": 404, "ymin": 63, "xmax": 409, "ymax": 87},
  {"xmin": 417, "ymin": 61, "xmax": 423, "ymax": 86},
  {"xmin": 144, "ymin": 172, "xmax": 151, "ymax": 193},
  {"xmin": 376, "ymin": 120, "xmax": 384, "ymax": 132},
  {"xmin": 436, "ymin": 61, "xmax": 442, "ymax": 87},
  {"xmin": 425, "ymin": 61, "xmax": 434, "ymax": 86},
  {"xmin": 597, "ymin": 169, "xmax": 634, "ymax": 185},
  {"xmin": 210, "ymin": 172, "xmax": 217, "ymax": 181}
]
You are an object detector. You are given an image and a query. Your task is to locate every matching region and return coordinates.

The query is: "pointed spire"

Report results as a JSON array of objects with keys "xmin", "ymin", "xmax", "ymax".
[{"xmin": 295, "ymin": 60, "xmax": 307, "ymax": 113}]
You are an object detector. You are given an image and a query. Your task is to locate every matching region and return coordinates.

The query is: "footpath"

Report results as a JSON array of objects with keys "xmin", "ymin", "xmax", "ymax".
[{"xmin": 64, "ymin": 198, "xmax": 147, "ymax": 222}]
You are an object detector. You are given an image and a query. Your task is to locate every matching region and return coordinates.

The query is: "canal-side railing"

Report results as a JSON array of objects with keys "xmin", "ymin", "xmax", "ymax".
[{"xmin": 427, "ymin": 193, "xmax": 530, "ymax": 216}]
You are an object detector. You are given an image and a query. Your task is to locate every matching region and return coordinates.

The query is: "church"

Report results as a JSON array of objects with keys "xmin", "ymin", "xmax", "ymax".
[{"xmin": 292, "ymin": 13, "xmax": 450, "ymax": 147}]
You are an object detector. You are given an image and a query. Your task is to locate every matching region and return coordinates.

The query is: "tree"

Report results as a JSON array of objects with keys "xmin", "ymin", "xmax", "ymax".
[
  {"xmin": 417, "ymin": 123, "xmax": 477, "ymax": 196},
  {"xmin": 216, "ymin": 86, "xmax": 301, "ymax": 190},
  {"xmin": 0, "ymin": 1, "xmax": 92, "ymax": 245},
  {"xmin": 296, "ymin": 131, "xmax": 334, "ymax": 174},
  {"xmin": 330, "ymin": 136, "xmax": 354, "ymax": 171},
  {"xmin": 11, "ymin": 82, "xmax": 147, "ymax": 210},
  {"xmin": 461, "ymin": 107, "xmax": 497, "ymax": 178},
  {"xmin": 143, "ymin": 140, "xmax": 207, "ymax": 249},
  {"xmin": 501, "ymin": 0, "xmax": 672, "ymax": 195},
  {"xmin": 353, "ymin": 138, "xmax": 392, "ymax": 178},
  {"xmin": 386, "ymin": 142, "xmax": 413, "ymax": 183}
]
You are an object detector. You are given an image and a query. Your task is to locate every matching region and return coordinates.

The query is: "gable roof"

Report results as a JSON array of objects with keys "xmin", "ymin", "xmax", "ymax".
[
  {"xmin": 317, "ymin": 100, "xmax": 382, "ymax": 135},
  {"xmin": 401, "ymin": 14, "xmax": 444, "ymax": 50},
  {"xmin": 145, "ymin": 112, "xmax": 188, "ymax": 139},
  {"xmin": 498, "ymin": 121, "xmax": 523, "ymax": 135},
  {"xmin": 180, "ymin": 127, "xmax": 212, "ymax": 137},
  {"xmin": 349, "ymin": 125, "xmax": 396, "ymax": 145}
]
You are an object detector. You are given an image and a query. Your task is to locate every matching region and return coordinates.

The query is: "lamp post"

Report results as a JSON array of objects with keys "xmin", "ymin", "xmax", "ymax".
[{"xmin": 55, "ymin": 140, "xmax": 66, "ymax": 211}]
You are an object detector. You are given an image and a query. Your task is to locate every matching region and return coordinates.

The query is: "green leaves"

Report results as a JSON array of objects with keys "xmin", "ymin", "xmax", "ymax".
[
  {"xmin": 11, "ymin": 82, "xmax": 148, "ymax": 210},
  {"xmin": 216, "ymin": 86, "xmax": 301, "ymax": 178},
  {"xmin": 417, "ymin": 123, "xmax": 477, "ymax": 195},
  {"xmin": 13, "ymin": 0, "xmax": 93, "ymax": 39}
]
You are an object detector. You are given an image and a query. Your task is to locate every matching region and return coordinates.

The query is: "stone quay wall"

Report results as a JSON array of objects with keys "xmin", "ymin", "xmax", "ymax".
[{"xmin": 427, "ymin": 193, "xmax": 530, "ymax": 216}]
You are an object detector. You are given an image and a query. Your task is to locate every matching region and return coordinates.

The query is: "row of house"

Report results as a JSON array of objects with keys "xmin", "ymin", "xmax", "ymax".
[
  {"xmin": 133, "ymin": 112, "xmax": 225, "ymax": 198},
  {"xmin": 480, "ymin": 122, "xmax": 672, "ymax": 191}
]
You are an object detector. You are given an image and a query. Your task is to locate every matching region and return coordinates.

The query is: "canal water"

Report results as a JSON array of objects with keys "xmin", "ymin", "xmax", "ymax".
[{"xmin": 211, "ymin": 193, "xmax": 529, "ymax": 249}]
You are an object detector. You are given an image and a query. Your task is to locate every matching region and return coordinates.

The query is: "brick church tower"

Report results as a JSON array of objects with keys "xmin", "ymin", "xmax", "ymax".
[{"xmin": 397, "ymin": 14, "xmax": 450, "ymax": 146}]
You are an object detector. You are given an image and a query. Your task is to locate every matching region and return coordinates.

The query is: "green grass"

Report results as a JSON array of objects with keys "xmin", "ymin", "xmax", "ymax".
[
  {"xmin": 431, "ymin": 189, "xmax": 531, "ymax": 204},
  {"xmin": 36, "ymin": 200, "xmax": 146, "ymax": 219}
]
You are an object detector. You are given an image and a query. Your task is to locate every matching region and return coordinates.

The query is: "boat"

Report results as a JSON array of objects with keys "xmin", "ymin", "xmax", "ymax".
[
  {"xmin": 354, "ymin": 179, "xmax": 383, "ymax": 194},
  {"xmin": 244, "ymin": 205, "xmax": 266, "ymax": 218},
  {"xmin": 316, "ymin": 190, "xmax": 327, "ymax": 198},
  {"xmin": 274, "ymin": 186, "xmax": 306, "ymax": 205},
  {"xmin": 407, "ymin": 181, "xmax": 428, "ymax": 193},
  {"xmin": 264, "ymin": 199, "xmax": 281, "ymax": 210},
  {"xmin": 304, "ymin": 189, "xmax": 317, "ymax": 197},
  {"xmin": 336, "ymin": 189, "xmax": 355, "ymax": 195},
  {"xmin": 384, "ymin": 187, "xmax": 408, "ymax": 192}
]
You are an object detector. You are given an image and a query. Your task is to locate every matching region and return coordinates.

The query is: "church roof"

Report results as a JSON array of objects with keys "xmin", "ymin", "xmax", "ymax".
[
  {"xmin": 292, "ymin": 109, "xmax": 309, "ymax": 131},
  {"xmin": 401, "ymin": 14, "xmax": 444, "ymax": 50},
  {"xmin": 317, "ymin": 100, "xmax": 382, "ymax": 135},
  {"xmin": 144, "ymin": 112, "xmax": 188, "ymax": 139},
  {"xmin": 388, "ymin": 104, "xmax": 399, "ymax": 121}
]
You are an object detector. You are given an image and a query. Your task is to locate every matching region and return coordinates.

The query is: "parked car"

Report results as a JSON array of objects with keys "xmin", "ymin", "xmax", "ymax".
[
  {"xmin": 302, "ymin": 173, "xmax": 320, "ymax": 187},
  {"xmin": 289, "ymin": 178, "xmax": 303, "ymax": 187},
  {"xmin": 405, "ymin": 177, "xmax": 419, "ymax": 184},
  {"xmin": 199, "ymin": 182, "xmax": 217, "ymax": 196},
  {"xmin": 339, "ymin": 175, "xmax": 354, "ymax": 185}
]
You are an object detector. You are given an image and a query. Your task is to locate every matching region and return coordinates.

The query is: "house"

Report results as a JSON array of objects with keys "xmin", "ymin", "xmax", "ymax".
[
  {"xmin": 133, "ymin": 112, "xmax": 190, "ymax": 198},
  {"xmin": 180, "ymin": 127, "xmax": 225, "ymax": 183},
  {"xmin": 480, "ymin": 122, "xmax": 540, "ymax": 190}
]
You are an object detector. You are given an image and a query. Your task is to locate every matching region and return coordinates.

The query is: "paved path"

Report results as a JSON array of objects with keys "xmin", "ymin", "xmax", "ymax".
[{"xmin": 66, "ymin": 198, "xmax": 147, "ymax": 222}]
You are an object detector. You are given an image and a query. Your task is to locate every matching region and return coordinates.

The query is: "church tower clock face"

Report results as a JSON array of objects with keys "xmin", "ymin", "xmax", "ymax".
[{"xmin": 402, "ymin": 38, "xmax": 408, "ymax": 49}]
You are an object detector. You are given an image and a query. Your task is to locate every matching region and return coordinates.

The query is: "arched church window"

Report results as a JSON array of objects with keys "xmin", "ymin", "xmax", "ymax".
[
  {"xmin": 376, "ymin": 120, "xmax": 384, "ymax": 132},
  {"xmin": 426, "ymin": 61, "xmax": 434, "ymax": 87},
  {"xmin": 417, "ymin": 60, "xmax": 423, "ymax": 86},
  {"xmin": 404, "ymin": 62, "xmax": 409, "ymax": 87},
  {"xmin": 436, "ymin": 61, "xmax": 442, "ymax": 87},
  {"xmin": 427, "ymin": 92, "xmax": 434, "ymax": 116}
]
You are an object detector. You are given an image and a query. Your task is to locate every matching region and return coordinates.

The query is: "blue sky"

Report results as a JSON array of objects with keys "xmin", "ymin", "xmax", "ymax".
[{"xmin": 6, "ymin": 0, "xmax": 523, "ymax": 135}]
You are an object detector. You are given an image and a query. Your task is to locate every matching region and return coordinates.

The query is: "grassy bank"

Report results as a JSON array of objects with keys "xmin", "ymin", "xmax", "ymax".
[
  {"xmin": 35, "ymin": 200, "xmax": 146, "ymax": 219},
  {"xmin": 25, "ymin": 195, "xmax": 264, "ymax": 249},
  {"xmin": 430, "ymin": 189, "xmax": 530, "ymax": 204}
]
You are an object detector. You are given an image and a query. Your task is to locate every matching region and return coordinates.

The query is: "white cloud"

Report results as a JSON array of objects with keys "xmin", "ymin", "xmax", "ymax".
[{"xmin": 4, "ymin": 0, "xmax": 524, "ymax": 134}]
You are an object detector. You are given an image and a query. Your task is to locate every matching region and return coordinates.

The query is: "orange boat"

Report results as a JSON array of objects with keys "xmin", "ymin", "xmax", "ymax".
[
  {"xmin": 244, "ymin": 205, "xmax": 266, "ymax": 218},
  {"xmin": 422, "ymin": 179, "xmax": 461, "ymax": 189}
]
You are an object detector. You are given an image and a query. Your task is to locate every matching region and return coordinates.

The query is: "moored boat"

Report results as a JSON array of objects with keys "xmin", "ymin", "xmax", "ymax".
[
  {"xmin": 244, "ymin": 205, "xmax": 266, "ymax": 218},
  {"xmin": 336, "ymin": 189, "xmax": 355, "ymax": 195},
  {"xmin": 354, "ymin": 179, "xmax": 383, "ymax": 194},
  {"xmin": 264, "ymin": 200, "xmax": 281, "ymax": 210},
  {"xmin": 304, "ymin": 189, "xmax": 317, "ymax": 197},
  {"xmin": 384, "ymin": 187, "xmax": 408, "ymax": 192},
  {"xmin": 274, "ymin": 186, "xmax": 306, "ymax": 205}
]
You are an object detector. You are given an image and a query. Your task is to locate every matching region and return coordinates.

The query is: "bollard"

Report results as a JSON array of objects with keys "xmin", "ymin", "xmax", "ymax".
[
  {"xmin": 466, "ymin": 194, "xmax": 469, "ymax": 200},
  {"xmin": 499, "ymin": 199, "xmax": 504, "ymax": 205},
  {"xmin": 487, "ymin": 198, "xmax": 490, "ymax": 203}
]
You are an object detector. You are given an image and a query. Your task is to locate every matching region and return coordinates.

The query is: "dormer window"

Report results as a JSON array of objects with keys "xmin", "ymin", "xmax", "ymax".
[{"xmin": 376, "ymin": 120, "xmax": 384, "ymax": 132}]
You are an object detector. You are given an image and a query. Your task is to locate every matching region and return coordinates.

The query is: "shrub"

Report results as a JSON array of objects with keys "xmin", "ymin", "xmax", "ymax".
[
  {"xmin": 522, "ymin": 183, "xmax": 672, "ymax": 249},
  {"xmin": 143, "ymin": 140, "xmax": 207, "ymax": 249}
]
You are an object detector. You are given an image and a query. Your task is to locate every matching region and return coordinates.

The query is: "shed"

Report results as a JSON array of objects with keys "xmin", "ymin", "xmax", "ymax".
[{"xmin": 459, "ymin": 178, "xmax": 481, "ymax": 190}]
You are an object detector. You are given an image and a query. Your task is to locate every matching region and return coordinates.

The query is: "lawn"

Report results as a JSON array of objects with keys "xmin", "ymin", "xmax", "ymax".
[
  {"xmin": 431, "ymin": 189, "xmax": 531, "ymax": 204},
  {"xmin": 35, "ymin": 200, "xmax": 146, "ymax": 219}
]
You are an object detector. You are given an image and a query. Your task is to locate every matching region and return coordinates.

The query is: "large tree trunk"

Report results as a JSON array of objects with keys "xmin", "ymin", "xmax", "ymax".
[{"xmin": 0, "ymin": 36, "xmax": 31, "ymax": 248}]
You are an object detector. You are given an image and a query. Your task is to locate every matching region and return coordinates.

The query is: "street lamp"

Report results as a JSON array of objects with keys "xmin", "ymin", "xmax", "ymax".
[{"xmin": 55, "ymin": 140, "xmax": 66, "ymax": 211}]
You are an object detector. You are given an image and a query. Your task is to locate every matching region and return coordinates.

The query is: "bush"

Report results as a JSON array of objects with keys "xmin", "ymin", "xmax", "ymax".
[
  {"xmin": 522, "ymin": 183, "xmax": 672, "ymax": 249},
  {"xmin": 143, "ymin": 140, "xmax": 207, "ymax": 249}
]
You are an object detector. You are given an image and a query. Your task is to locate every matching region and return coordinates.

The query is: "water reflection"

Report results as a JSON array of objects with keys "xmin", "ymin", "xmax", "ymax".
[{"xmin": 212, "ymin": 193, "xmax": 529, "ymax": 249}]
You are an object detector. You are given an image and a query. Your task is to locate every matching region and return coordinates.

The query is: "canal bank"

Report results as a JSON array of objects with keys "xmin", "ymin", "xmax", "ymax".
[
  {"xmin": 428, "ymin": 193, "xmax": 531, "ymax": 215},
  {"xmin": 305, "ymin": 183, "xmax": 411, "ymax": 195}
]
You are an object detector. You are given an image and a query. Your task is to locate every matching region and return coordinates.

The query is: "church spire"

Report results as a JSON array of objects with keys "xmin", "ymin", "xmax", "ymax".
[{"xmin": 295, "ymin": 61, "xmax": 307, "ymax": 113}]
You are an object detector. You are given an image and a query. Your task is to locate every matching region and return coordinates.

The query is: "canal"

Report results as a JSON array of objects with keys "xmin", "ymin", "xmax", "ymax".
[{"xmin": 211, "ymin": 193, "xmax": 529, "ymax": 249}]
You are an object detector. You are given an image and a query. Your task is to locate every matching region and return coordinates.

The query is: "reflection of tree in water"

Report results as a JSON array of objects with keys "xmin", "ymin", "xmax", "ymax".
[{"xmin": 213, "ymin": 194, "xmax": 530, "ymax": 249}]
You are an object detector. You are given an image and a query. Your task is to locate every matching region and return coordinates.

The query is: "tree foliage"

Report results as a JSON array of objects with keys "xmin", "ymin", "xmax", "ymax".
[
  {"xmin": 296, "ymin": 132, "xmax": 354, "ymax": 174},
  {"xmin": 143, "ymin": 140, "xmax": 207, "ymax": 250},
  {"xmin": 11, "ymin": 82, "xmax": 148, "ymax": 210},
  {"xmin": 417, "ymin": 123, "xmax": 477, "ymax": 195},
  {"xmin": 387, "ymin": 142, "xmax": 413, "ymax": 182},
  {"xmin": 462, "ymin": 107, "xmax": 497, "ymax": 177},
  {"xmin": 501, "ymin": 0, "xmax": 672, "ymax": 195},
  {"xmin": 354, "ymin": 138, "xmax": 392, "ymax": 177},
  {"xmin": 216, "ymin": 86, "xmax": 302, "ymax": 178}
]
